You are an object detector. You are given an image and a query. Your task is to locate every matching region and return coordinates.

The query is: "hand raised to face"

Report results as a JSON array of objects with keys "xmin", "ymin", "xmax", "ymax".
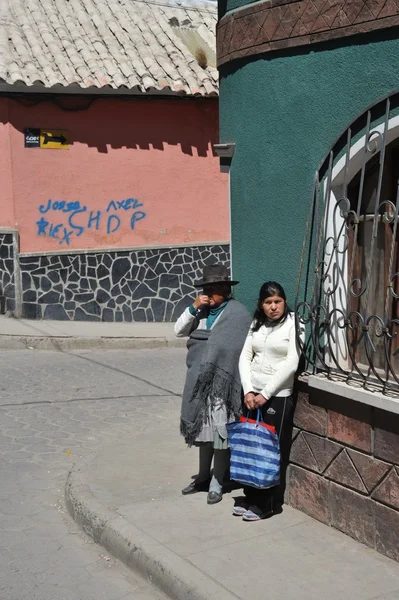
[{"xmin": 193, "ymin": 295, "xmax": 211, "ymax": 310}]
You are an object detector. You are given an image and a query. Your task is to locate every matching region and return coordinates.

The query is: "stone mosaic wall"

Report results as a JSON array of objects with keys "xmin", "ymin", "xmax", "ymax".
[
  {"xmin": 19, "ymin": 244, "xmax": 230, "ymax": 321},
  {"xmin": 0, "ymin": 233, "xmax": 15, "ymax": 313},
  {"xmin": 288, "ymin": 385, "xmax": 399, "ymax": 563}
]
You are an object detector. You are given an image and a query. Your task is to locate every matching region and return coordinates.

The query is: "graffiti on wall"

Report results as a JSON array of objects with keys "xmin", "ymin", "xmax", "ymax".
[{"xmin": 36, "ymin": 198, "xmax": 146, "ymax": 245}]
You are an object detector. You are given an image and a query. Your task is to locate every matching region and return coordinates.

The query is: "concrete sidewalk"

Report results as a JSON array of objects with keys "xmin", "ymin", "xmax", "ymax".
[
  {"xmin": 65, "ymin": 398, "xmax": 399, "ymax": 600},
  {"xmin": 0, "ymin": 315, "xmax": 183, "ymax": 350}
]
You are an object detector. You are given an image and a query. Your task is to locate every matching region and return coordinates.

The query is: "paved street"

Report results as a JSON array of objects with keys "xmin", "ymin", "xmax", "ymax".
[{"xmin": 0, "ymin": 347, "xmax": 186, "ymax": 600}]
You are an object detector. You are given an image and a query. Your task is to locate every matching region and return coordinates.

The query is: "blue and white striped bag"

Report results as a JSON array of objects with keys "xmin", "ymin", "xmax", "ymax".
[{"xmin": 227, "ymin": 409, "xmax": 280, "ymax": 489}]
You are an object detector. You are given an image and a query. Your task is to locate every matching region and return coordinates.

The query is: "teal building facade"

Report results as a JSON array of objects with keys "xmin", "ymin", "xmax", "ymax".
[{"xmin": 217, "ymin": 1, "xmax": 399, "ymax": 561}]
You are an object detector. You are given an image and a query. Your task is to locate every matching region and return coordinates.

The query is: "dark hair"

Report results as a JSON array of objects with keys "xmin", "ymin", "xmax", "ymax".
[{"xmin": 251, "ymin": 281, "xmax": 290, "ymax": 332}]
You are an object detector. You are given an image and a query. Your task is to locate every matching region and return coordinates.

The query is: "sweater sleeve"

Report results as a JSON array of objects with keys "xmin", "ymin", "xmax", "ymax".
[
  {"xmin": 239, "ymin": 327, "xmax": 255, "ymax": 395},
  {"xmin": 260, "ymin": 321, "xmax": 305, "ymax": 399},
  {"xmin": 174, "ymin": 307, "xmax": 197, "ymax": 337}
]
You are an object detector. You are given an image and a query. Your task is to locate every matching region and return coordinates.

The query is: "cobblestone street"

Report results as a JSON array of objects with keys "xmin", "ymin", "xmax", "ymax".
[{"xmin": 0, "ymin": 348, "xmax": 186, "ymax": 600}]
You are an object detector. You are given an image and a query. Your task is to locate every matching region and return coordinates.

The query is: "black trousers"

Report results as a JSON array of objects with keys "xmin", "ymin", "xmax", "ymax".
[{"xmin": 244, "ymin": 395, "xmax": 294, "ymax": 516}]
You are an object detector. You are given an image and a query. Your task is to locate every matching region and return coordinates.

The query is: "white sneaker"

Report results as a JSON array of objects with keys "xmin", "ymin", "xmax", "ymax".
[
  {"xmin": 242, "ymin": 509, "xmax": 261, "ymax": 522},
  {"xmin": 232, "ymin": 505, "xmax": 247, "ymax": 516}
]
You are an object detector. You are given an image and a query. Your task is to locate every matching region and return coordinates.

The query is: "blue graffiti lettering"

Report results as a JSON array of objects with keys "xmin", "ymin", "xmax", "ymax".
[
  {"xmin": 107, "ymin": 214, "xmax": 121, "ymax": 234},
  {"xmin": 112, "ymin": 198, "xmax": 145, "ymax": 211},
  {"xmin": 39, "ymin": 199, "xmax": 87, "ymax": 214},
  {"xmin": 49, "ymin": 223, "xmax": 62, "ymax": 239},
  {"xmin": 68, "ymin": 209, "xmax": 85, "ymax": 237},
  {"xmin": 59, "ymin": 228, "xmax": 73, "ymax": 246},
  {"xmin": 37, "ymin": 197, "xmax": 146, "ymax": 244},
  {"xmin": 36, "ymin": 217, "xmax": 49, "ymax": 235},
  {"xmin": 87, "ymin": 210, "xmax": 101, "ymax": 230},
  {"xmin": 130, "ymin": 211, "xmax": 146, "ymax": 230},
  {"xmin": 131, "ymin": 198, "xmax": 143, "ymax": 209},
  {"xmin": 39, "ymin": 200, "xmax": 51, "ymax": 214},
  {"xmin": 106, "ymin": 200, "xmax": 118, "ymax": 212},
  {"xmin": 66, "ymin": 201, "xmax": 85, "ymax": 213}
]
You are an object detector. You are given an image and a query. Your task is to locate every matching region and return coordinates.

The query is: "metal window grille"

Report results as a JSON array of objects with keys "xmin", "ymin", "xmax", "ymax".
[{"xmin": 295, "ymin": 91, "xmax": 399, "ymax": 395}]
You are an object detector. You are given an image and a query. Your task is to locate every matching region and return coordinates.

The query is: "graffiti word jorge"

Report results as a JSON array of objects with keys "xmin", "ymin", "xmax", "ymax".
[{"xmin": 36, "ymin": 198, "xmax": 146, "ymax": 246}]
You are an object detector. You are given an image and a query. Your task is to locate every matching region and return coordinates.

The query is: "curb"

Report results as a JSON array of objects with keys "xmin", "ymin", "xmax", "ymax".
[
  {"xmin": 65, "ymin": 454, "xmax": 238, "ymax": 600},
  {"xmin": 0, "ymin": 336, "xmax": 186, "ymax": 351}
]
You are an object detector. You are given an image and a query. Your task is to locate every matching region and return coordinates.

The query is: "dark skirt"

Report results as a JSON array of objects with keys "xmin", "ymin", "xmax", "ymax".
[{"xmin": 244, "ymin": 395, "xmax": 294, "ymax": 516}]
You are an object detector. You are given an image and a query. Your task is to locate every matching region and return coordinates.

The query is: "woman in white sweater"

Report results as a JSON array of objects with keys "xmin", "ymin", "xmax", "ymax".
[{"xmin": 237, "ymin": 281, "xmax": 304, "ymax": 521}]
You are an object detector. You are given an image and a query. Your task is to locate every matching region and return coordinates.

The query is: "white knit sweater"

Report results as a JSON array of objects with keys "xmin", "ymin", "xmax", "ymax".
[{"xmin": 239, "ymin": 313, "xmax": 304, "ymax": 399}]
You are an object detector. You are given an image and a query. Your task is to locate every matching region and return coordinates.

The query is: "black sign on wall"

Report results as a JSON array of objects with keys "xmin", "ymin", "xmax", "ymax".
[{"xmin": 24, "ymin": 128, "xmax": 41, "ymax": 148}]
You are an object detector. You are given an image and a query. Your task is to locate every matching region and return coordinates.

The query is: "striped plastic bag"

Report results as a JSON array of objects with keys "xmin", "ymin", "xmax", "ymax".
[{"xmin": 227, "ymin": 409, "xmax": 280, "ymax": 489}]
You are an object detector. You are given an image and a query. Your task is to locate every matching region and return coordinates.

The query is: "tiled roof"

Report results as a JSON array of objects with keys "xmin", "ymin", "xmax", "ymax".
[{"xmin": 0, "ymin": 0, "xmax": 218, "ymax": 96}]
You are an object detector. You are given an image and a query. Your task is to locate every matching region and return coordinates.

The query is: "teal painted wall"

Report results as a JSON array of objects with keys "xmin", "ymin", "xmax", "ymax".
[
  {"xmin": 220, "ymin": 32, "xmax": 399, "ymax": 313},
  {"xmin": 219, "ymin": 0, "xmax": 255, "ymax": 17}
]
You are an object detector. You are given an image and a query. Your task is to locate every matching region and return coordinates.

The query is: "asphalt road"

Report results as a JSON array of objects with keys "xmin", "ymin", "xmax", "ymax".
[{"xmin": 0, "ymin": 347, "xmax": 186, "ymax": 600}]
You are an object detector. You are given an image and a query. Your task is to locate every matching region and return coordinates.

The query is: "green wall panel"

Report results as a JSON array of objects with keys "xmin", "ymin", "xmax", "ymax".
[
  {"xmin": 219, "ymin": 32, "xmax": 399, "ymax": 313},
  {"xmin": 220, "ymin": 0, "xmax": 257, "ymax": 17}
]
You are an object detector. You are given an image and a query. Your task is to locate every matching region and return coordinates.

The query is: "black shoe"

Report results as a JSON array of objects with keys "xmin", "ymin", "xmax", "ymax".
[
  {"xmin": 207, "ymin": 491, "xmax": 223, "ymax": 505},
  {"xmin": 182, "ymin": 479, "xmax": 210, "ymax": 495}
]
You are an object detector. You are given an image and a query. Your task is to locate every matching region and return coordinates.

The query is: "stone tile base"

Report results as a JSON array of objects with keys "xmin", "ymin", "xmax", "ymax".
[
  {"xmin": 0, "ymin": 233, "xmax": 15, "ymax": 313},
  {"xmin": 15, "ymin": 244, "xmax": 229, "ymax": 322},
  {"xmin": 288, "ymin": 386, "xmax": 399, "ymax": 562}
]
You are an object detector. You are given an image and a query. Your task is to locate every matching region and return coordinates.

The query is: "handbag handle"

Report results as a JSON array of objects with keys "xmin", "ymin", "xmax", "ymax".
[{"xmin": 245, "ymin": 408, "xmax": 264, "ymax": 424}]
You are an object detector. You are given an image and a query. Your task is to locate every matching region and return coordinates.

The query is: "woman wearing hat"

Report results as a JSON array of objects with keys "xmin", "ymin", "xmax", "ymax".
[{"xmin": 175, "ymin": 263, "xmax": 251, "ymax": 505}]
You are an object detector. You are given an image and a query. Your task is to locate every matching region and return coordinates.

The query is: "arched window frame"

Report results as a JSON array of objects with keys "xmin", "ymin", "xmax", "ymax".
[{"xmin": 296, "ymin": 94, "xmax": 399, "ymax": 396}]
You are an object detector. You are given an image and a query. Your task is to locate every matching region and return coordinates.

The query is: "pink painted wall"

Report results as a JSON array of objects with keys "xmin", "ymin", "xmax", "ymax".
[
  {"xmin": 0, "ymin": 99, "xmax": 15, "ymax": 228},
  {"xmin": 0, "ymin": 97, "xmax": 228, "ymax": 253}
]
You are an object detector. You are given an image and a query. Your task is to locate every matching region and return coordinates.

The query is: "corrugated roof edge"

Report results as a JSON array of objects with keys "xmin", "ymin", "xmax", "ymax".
[{"xmin": 0, "ymin": 81, "xmax": 219, "ymax": 97}]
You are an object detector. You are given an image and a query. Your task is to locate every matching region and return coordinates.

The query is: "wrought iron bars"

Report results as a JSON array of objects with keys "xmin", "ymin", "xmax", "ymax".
[{"xmin": 295, "ymin": 93, "xmax": 399, "ymax": 394}]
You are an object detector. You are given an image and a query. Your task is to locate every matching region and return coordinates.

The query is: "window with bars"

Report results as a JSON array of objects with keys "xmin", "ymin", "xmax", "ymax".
[
  {"xmin": 295, "ymin": 94, "xmax": 399, "ymax": 394},
  {"xmin": 346, "ymin": 144, "xmax": 399, "ymax": 373}
]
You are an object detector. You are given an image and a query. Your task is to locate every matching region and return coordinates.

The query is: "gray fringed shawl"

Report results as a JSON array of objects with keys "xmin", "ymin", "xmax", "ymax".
[{"xmin": 180, "ymin": 299, "xmax": 252, "ymax": 445}]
